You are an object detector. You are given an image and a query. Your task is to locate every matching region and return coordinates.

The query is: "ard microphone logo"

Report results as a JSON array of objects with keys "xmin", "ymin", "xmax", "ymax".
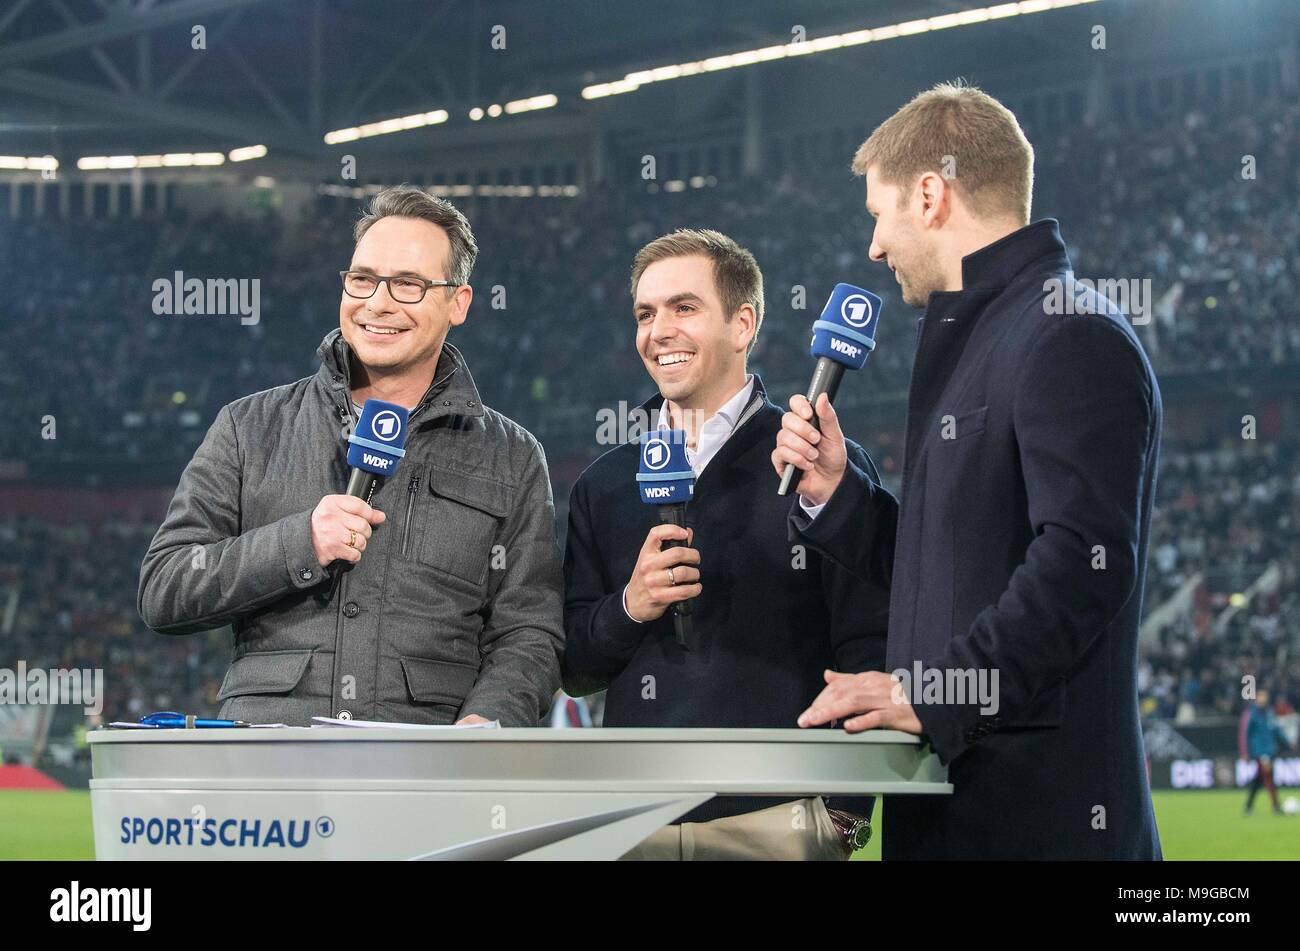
[
  {"xmin": 370, "ymin": 410, "xmax": 402, "ymax": 442},
  {"xmin": 840, "ymin": 293, "xmax": 873, "ymax": 328},
  {"xmin": 636, "ymin": 429, "xmax": 693, "ymax": 504},
  {"xmin": 642, "ymin": 437, "xmax": 671, "ymax": 471},
  {"xmin": 347, "ymin": 399, "xmax": 408, "ymax": 478}
]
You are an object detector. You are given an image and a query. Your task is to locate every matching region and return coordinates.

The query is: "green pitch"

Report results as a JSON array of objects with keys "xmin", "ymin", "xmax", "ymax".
[
  {"xmin": 1146, "ymin": 789, "xmax": 1300, "ymax": 860},
  {"xmin": 847, "ymin": 790, "xmax": 1299, "ymax": 860},
  {"xmin": 1, "ymin": 790, "xmax": 96, "ymax": 860},
  {"xmin": 847, "ymin": 790, "xmax": 1300, "ymax": 860},
  {"xmin": 1, "ymin": 789, "xmax": 1296, "ymax": 860}
]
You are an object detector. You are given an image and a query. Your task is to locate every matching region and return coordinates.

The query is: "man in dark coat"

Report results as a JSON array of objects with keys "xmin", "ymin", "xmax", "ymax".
[{"xmin": 774, "ymin": 82, "xmax": 1163, "ymax": 859}]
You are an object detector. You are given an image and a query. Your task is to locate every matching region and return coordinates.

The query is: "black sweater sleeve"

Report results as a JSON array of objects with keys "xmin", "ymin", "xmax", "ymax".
[{"xmin": 561, "ymin": 475, "xmax": 648, "ymax": 697}]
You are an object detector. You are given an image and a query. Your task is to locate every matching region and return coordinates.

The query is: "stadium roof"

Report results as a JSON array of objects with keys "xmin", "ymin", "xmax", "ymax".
[{"xmin": 0, "ymin": 0, "xmax": 1110, "ymax": 162}]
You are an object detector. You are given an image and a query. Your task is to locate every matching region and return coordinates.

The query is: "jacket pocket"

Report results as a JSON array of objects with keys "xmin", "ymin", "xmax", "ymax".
[
  {"xmin": 400, "ymin": 655, "xmax": 479, "ymax": 706},
  {"xmin": 935, "ymin": 405, "xmax": 988, "ymax": 443},
  {"xmin": 217, "ymin": 649, "xmax": 312, "ymax": 701},
  {"xmin": 421, "ymin": 465, "xmax": 511, "ymax": 586}
]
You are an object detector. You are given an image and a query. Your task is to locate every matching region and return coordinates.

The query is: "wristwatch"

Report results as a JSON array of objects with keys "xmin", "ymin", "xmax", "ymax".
[{"xmin": 825, "ymin": 806, "xmax": 872, "ymax": 851}]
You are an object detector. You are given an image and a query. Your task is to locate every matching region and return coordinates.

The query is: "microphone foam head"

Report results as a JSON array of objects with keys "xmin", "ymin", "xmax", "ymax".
[
  {"xmin": 347, "ymin": 399, "xmax": 410, "ymax": 476},
  {"xmin": 810, "ymin": 283, "xmax": 882, "ymax": 371},
  {"xmin": 635, "ymin": 428, "xmax": 694, "ymax": 504}
]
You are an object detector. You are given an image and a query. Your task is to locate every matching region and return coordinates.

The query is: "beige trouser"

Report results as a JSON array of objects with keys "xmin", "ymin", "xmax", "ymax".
[{"xmin": 619, "ymin": 797, "xmax": 851, "ymax": 861}]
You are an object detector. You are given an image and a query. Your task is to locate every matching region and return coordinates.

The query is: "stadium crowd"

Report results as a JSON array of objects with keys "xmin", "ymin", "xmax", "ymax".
[
  {"xmin": 1140, "ymin": 439, "xmax": 1299, "ymax": 721},
  {"xmin": 5, "ymin": 96, "xmax": 1299, "ymax": 471},
  {"xmin": 2, "ymin": 92, "xmax": 1297, "ymax": 739}
]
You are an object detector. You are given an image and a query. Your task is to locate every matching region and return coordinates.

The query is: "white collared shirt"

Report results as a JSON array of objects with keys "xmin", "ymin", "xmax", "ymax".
[
  {"xmin": 661, "ymin": 380, "xmax": 824, "ymax": 516},
  {"xmin": 656, "ymin": 375, "xmax": 755, "ymax": 477},
  {"xmin": 623, "ymin": 375, "xmax": 755, "ymax": 622}
]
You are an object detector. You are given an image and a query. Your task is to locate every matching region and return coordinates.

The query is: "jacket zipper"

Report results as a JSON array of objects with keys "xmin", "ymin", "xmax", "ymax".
[
  {"xmin": 688, "ymin": 388, "xmax": 766, "ymax": 497},
  {"xmin": 401, "ymin": 474, "xmax": 420, "ymax": 557},
  {"xmin": 329, "ymin": 569, "xmax": 346, "ymax": 718}
]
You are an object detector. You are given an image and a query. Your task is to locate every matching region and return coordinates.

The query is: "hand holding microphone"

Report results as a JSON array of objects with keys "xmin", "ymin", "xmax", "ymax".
[
  {"xmin": 312, "ymin": 398, "xmax": 408, "ymax": 568},
  {"xmin": 772, "ymin": 393, "xmax": 848, "ymax": 507},
  {"xmin": 625, "ymin": 523, "xmax": 701, "ymax": 623},
  {"xmin": 311, "ymin": 495, "xmax": 386, "ymax": 566},
  {"xmin": 634, "ymin": 428, "xmax": 698, "ymax": 649},
  {"xmin": 775, "ymin": 283, "xmax": 882, "ymax": 497}
]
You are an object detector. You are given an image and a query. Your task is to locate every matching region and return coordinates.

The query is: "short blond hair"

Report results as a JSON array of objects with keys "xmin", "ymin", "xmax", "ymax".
[
  {"xmin": 852, "ymin": 80, "xmax": 1033, "ymax": 223},
  {"xmin": 630, "ymin": 229, "xmax": 764, "ymax": 356}
]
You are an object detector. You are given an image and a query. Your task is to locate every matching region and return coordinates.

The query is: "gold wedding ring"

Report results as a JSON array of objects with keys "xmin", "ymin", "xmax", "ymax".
[
  {"xmin": 347, "ymin": 529, "xmax": 358, "ymax": 549},
  {"xmin": 667, "ymin": 567, "xmax": 677, "ymax": 586}
]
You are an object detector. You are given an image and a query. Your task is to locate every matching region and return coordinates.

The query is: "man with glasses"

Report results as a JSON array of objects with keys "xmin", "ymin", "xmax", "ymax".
[{"xmin": 139, "ymin": 185, "xmax": 564, "ymax": 728}]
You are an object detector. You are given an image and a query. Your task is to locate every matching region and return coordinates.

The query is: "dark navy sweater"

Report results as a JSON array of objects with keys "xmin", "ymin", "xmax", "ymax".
[{"xmin": 562, "ymin": 378, "xmax": 890, "ymax": 822}]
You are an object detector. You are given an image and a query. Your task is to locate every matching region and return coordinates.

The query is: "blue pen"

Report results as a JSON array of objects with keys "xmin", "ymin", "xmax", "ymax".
[{"xmin": 140, "ymin": 711, "xmax": 250, "ymax": 729}]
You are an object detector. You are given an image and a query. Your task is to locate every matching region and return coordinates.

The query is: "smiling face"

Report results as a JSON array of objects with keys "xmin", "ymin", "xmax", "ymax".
[
  {"xmin": 340, "ymin": 215, "xmax": 470, "ymax": 378},
  {"xmin": 634, "ymin": 254, "xmax": 752, "ymax": 410},
  {"xmin": 865, "ymin": 166, "xmax": 948, "ymax": 309}
]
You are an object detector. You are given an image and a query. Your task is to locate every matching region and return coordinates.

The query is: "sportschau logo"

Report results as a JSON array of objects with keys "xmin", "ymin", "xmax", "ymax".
[
  {"xmin": 118, "ymin": 814, "xmax": 329, "ymax": 850},
  {"xmin": 50, "ymin": 882, "xmax": 151, "ymax": 932}
]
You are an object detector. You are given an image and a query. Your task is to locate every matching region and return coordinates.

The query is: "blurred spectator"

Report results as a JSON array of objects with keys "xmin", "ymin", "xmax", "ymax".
[{"xmin": 1, "ymin": 93, "xmax": 1297, "ymax": 722}]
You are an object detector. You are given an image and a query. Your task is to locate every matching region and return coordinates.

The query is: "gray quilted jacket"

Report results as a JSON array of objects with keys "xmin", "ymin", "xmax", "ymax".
[{"xmin": 138, "ymin": 329, "xmax": 564, "ymax": 726}]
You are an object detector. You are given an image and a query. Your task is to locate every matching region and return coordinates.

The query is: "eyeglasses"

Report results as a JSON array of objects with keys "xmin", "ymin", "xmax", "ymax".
[{"xmin": 340, "ymin": 270, "xmax": 459, "ymax": 304}]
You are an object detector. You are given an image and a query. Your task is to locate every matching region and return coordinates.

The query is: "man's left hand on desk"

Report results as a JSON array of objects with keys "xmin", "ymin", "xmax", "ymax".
[{"xmin": 797, "ymin": 670, "xmax": 923, "ymax": 735}]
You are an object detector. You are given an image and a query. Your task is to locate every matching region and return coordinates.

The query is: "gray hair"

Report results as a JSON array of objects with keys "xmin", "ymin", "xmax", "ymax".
[{"xmin": 353, "ymin": 185, "xmax": 479, "ymax": 286}]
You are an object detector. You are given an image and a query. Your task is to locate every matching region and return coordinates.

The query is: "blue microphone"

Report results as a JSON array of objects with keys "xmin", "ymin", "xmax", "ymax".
[
  {"xmin": 777, "ymin": 283, "xmax": 883, "ymax": 496},
  {"xmin": 636, "ymin": 428, "xmax": 696, "ymax": 649},
  {"xmin": 346, "ymin": 399, "xmax": 410, "ymax": 501}
]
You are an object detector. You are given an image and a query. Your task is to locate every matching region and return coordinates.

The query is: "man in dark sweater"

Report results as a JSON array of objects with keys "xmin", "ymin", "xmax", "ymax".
[{"xmin": 562, "ymin": 229, "xmax": 891, "ymax": 859}]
